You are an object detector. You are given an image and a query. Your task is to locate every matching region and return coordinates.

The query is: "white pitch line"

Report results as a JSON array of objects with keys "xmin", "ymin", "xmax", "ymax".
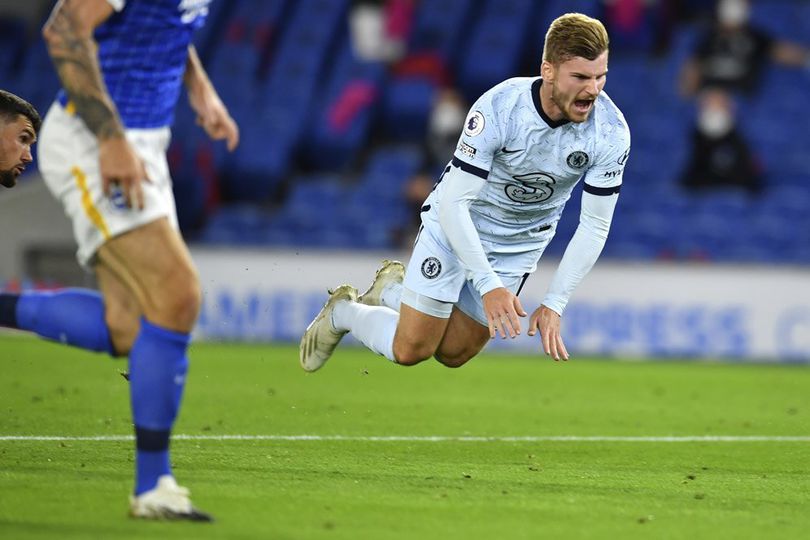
[{"xmin": 0, "ymin": 435, "xmax": 809, "ymax": 442}]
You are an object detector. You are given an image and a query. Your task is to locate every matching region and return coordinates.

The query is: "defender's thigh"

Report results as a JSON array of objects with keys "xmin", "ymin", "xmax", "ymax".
[
  {"xmin": 435, "ymin": 307, "xmax": 490, "ymax": 368},
  {"xmin": 97, "ymin": 217, "xmax": 200, "ymax": 332}
]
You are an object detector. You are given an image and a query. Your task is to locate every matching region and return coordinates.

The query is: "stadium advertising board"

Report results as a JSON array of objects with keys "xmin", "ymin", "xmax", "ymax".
[{"xmin": 192, "ymin": 250, "xmax": 810, "ymax": 362}]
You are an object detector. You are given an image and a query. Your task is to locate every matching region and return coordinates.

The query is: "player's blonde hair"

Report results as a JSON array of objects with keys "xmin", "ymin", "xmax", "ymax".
[{"xmin": 542, "ymin": 13, "xmax": 609, "ymax": 65}]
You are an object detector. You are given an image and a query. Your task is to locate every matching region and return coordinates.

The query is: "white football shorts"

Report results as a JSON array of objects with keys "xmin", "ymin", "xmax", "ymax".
[
  {"xmin": 402, "ymin": 222, "xmax": 529, "ymax": 327},
  {"xmin": 38, "ymin": 102, "xmax": 179, "ymax": 268}
]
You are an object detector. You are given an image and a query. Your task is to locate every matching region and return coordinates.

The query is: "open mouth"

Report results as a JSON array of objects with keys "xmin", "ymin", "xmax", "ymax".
[
  {"xmin": 14, "ymin": 166, "xmax": 24, "ymax": 176},
  {"xmin": 573, "ymin": 99, "xmax": 593, "ymax": 114}
]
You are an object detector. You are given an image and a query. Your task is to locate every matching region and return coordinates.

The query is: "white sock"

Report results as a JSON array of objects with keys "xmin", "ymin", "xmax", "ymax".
[
  {"xmin": 380, "ymin": 282, "xmax": 403, "ymax": 312},
  {"xmin": 332, "ymin": 301, "xmax": 398, "ymax": 362}
]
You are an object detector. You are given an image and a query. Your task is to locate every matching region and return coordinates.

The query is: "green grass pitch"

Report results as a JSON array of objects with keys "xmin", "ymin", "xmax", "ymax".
[{"xmin": 1, "ymin": 335, "xmax": 809, "ymax": 539}]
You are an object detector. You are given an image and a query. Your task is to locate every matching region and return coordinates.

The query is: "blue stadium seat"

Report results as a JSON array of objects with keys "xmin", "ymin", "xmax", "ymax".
[
  {"xmin": 302, "ymin": 40, "xmax": 387, "ymax": 171},
  {"xmin": 408, "ymin": 0, "xmax": 475, "ymax": 65},
  {"xmin": 456, "ymin": 0, "xmax": 533, "ymax": 102},
  {"xmin": 380, "ymin": 78, "xmax": 437, "ymax": 140}
]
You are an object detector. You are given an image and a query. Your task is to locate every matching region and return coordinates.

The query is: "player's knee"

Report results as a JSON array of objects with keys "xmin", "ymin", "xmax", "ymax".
[
  {"xmin": 434, "ymin": 350, "xmax": 475, "ymax": 368},
  {"xmin": 149, "ymin": 266, "xmax": 201, "ymax": 330},
  {"xmin": 393, "ymin": 340, "xmax": 435, "ymax": 366}
]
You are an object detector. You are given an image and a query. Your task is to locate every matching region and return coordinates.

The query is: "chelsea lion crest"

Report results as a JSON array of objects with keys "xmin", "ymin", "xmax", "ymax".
[
  {"xmin": 566, "ymin": 150, "xmax": 590, "ymax": 169},
  {"xmin": 421, "ymin": 257, "xmax": 442, "ymax": 279}
]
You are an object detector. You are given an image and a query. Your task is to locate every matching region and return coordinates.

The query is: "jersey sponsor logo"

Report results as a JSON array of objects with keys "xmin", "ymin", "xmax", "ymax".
[
  {"xmin": 179, "ymin": 0, "xmax": 210, "ymax": 24},
  {"xmin": 566, "ymin": 150, "xmax": 590, "ymax": 169},
  {"xmin": 617, "ymin": 147, "xmax": 630, "ymax": 166},
  {"xmin": 603, "ymin": 169, "xmax": 622, "ymax": 178},
  {"xmin": 458, "ymin": 142, "xmax": 477, "ymax": 158},
  {"xmin": 504, "ymin": 172, "xmax": 556, "ymax": 203},
  {"xmin": 421, "ymin": 257, "xmax": 442, "ymax": 279},
  {"xmin": 463, "ymin": 111, "xmax": 485, "ymax": 137}
]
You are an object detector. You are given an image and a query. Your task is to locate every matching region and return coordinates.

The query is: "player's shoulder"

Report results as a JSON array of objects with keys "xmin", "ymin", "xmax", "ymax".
[
  {"xmin": 592, "ymin": 91, "xmax": 631, "ymax": 143},
  {"xmin": 477, "ymin": 77, "xmax": 535, "ymax": 110}
]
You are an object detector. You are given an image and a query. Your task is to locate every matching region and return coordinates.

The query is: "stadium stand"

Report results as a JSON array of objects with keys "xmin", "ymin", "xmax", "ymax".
[{"xmin": 2, "ymin": 0, "xmax": 808, "ymax": 263}]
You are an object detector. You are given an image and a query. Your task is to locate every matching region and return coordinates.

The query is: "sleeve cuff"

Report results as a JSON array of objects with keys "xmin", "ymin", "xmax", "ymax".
[
  {"xmin": 541, "ymin": 295, "xmax": 566, "ymax": 316},
  {"xmin": 475, "ymin": 273, "xmax": 505, "ymax": 296}
]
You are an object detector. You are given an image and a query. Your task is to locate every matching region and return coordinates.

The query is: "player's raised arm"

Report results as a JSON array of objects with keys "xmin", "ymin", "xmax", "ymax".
[
  {"xmin": 42, "ymin": 0, "xmax": 148, "ymax": 209},
  {"xmin": 184, "ymin": 45, "xmax": 239, "ymax": 152}
]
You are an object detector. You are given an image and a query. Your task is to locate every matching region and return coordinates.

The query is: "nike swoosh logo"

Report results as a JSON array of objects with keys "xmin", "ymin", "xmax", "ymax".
[{"xmin": 501, "ymin": 147, "xmax": 523, "ymax": 154}]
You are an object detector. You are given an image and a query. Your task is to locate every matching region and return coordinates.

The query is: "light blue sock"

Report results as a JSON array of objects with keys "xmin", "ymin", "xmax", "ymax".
[
  {"xmin": 13, "ymin": 289, "xmax": 115, "ymax": 355},
  {"xmin": 333, "ymin": 302, "xmax": 398, "ymax": 362},
  {"xmin": 129, "ymin": 318, "xmax": 190, "ymax": 495}
]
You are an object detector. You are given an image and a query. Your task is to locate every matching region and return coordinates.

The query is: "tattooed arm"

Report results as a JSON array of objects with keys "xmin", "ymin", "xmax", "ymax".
[{"xmin": 42, "ymin": 0, "xmax": 148, "ymax": 209}]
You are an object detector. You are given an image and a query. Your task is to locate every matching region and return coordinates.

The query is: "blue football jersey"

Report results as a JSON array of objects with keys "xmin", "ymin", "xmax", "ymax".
[{"xmin": 57, "ymin": 0, "xmax": 211, "ymax": 129}]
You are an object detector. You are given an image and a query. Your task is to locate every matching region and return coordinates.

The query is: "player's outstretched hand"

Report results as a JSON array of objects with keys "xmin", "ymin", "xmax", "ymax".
[
  {"xmin": 191, "ymin": 88, "xmax": 239, "ymax": 151},
  {"xmin": 482, "ymin": 287, "xmax": 527, "ymax": 340},
  {"xmin": 99, "ymin": 136, "xmax": 149, "ymax": 210},
  {"xmin": 528, "ymin": 305, "xmax": 569, "ymax": 361}
]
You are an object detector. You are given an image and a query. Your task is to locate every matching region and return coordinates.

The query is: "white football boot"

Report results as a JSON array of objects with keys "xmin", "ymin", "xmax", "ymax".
[
  {"xmin": 358, "ymin": 259, "xmax": 404, "ymax": 307},
  {"xmin": 129, "ymin": 475, "xmax": 212, "ymax": 522},
  {"xmin": 299, "ymin": 284, "xmax": 358, "ymax": 372}
]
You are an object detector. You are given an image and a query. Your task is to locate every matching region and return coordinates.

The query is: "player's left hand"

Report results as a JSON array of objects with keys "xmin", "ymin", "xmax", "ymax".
[
  {"xmin": 528, "ymin": 305, "xmax": 569, "ymax": 361},
  {"xmin": 190, "ymin": 88, "xmax": 240, "ymax": 151}
]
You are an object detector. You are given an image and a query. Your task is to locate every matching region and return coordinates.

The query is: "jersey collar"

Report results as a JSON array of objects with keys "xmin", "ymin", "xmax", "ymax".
[{"xmin": 533, "ymin": 78, "xmax": 570, "ymax": 129}]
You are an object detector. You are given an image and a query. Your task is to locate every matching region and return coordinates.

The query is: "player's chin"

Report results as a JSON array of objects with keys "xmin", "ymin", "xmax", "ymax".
[{"xmin": 0, "ymin": 172, "xmax": 17, "ymax": 188}]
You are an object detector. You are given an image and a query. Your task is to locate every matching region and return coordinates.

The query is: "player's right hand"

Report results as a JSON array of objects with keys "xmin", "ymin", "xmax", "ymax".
[
  {"xmin": 482, "ymin": 287, "xmax": 527, "ymax": 340},
  {"xmin": 98, "ymin": 136, "xmax": 149, "ymax": 210}
]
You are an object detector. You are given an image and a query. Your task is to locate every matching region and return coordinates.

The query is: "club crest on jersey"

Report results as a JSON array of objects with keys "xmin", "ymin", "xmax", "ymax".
[
  {"xmin": 108, "ymin": 184, "xmax": 129, "ymax": 212},
  {"xmin": 464, "ymin": 111, "xmax": 485, "ymax": 137},
  {"xmin": 421, "ymin": 257, "xmax": 442, "ymax": 279},
  {"xmin": 505, "ymin": 173, "xmax": 556, "ymax": 203},
  {"xmin": 566, "ymin": 150, "xmax": 590, "ymax": 169}
]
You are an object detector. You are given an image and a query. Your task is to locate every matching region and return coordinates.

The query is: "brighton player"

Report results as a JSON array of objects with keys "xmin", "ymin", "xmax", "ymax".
[
  {"xmin": 0, "ymin": 90, "xmax": 40, "ymax": 189},
  {"xmin": 0, "ymin": 0, "xmax": 238, "ymax": 521},
  {"xmin": 301, "ymin": 13, "xmax": 630, "ymax": 370}
]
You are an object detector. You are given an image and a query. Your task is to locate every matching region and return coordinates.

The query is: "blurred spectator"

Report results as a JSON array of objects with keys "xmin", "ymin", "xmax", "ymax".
[
  {"xmin": 679, "ymin": 0, "xmax": 810, "ymax": 96},
  {"xmin": 680, "ymin": 87, "xmax": 762, "ymax": 194},
  {"xmin": 422, "ymin": 88, "xmax": 466, "ymax": 175},
  {"xmin": 349, "ymin": 0, "xmax": 415, "ymax": 62},
  {"xmin": 396, "ymin": 88, "xmax": 467, "ymax": 245}
]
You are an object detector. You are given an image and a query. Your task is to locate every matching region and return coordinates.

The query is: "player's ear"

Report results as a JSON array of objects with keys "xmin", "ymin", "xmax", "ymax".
[{"xmin": 540, "ymin": 61, "xmax": 555, "ymax": 82}]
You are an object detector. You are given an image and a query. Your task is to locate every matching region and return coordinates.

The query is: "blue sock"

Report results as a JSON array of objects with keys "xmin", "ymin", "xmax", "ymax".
[
  {"xmin": 129, "ymin": 318, "xmax": 190, "ymax": 495},
  {"xmin": 1, "ymin": 289, "xmax": 114, "ymax": 355}
]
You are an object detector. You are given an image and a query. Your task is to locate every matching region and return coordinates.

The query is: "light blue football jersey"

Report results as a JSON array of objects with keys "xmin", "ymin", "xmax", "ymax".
[
  {"xmin": 421, "ymin": 77, "xmax": 631, "ymax": 275},
  {"xmin": 57, "ymin": 0, "xmax": 211, "ymax": 129}
]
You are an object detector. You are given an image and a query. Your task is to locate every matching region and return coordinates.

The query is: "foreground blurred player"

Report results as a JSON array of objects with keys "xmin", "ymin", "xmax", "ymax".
[
  {"xmin": 0, "ymin": 90, "xmax": 40, "ymax": 189},
  {"xmin": 301, "ymin": 13, "xmax": 630, "ymax": 370},
  {"xmin": 0, "ymin": 0, "xmax": 238, "ymax": 521}
]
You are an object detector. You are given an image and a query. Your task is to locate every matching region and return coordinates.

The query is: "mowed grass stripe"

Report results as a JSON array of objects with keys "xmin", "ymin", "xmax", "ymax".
[{"xmin": 2, "ymin": 434, "xmax": 809, "ymax": 442}]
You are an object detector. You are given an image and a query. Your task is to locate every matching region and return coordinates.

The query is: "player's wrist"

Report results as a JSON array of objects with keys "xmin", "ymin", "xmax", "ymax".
[{"xmin": 540, "ymin": 296, "xmax": 565, "ymax": 317}]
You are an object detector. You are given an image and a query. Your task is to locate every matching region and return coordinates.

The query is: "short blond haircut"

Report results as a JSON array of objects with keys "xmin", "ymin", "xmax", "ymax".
[{"xmin": 542, "ymin": 13, "xmax": 609, "ymax": 65}]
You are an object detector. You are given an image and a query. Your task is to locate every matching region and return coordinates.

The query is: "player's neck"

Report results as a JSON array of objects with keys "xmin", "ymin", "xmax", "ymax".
[{"xmin": 538, "ymin": 79, "xmax": 565, "ymax": 122}]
